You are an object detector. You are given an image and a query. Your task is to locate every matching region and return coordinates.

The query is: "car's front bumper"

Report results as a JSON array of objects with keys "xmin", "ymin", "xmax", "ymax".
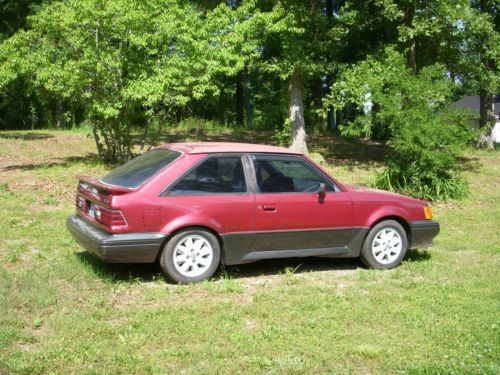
[
  {"xmin": 66, "ymin": 215, "xmax": 167, "ymax": 263},
  {"xmin": 409, "ymin": 220, "xmax": 440, "ymax": 249}
]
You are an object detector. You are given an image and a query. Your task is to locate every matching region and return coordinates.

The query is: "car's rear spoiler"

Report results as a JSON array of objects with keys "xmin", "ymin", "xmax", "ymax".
[{"xmin": 77, "ymin": 176, "xmax": 134, "ymax": 195}]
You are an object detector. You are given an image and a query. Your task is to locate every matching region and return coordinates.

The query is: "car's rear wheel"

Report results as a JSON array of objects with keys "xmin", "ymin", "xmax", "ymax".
[
  {"xmin": 160, "ymin": 229, "xmax": 221, "ymax": 284},
  {"xmin": 360, "ymin": 220, "xmax": 408, "ymax": 269}
]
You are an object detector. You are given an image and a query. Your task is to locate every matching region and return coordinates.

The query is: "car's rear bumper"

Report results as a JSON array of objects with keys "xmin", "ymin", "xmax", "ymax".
[
  {"xmin": 66, "ymin": 215, "xmax": 167, "ymax": 263},
  {"xmin": 409, "ymin": 220, "xmax": 440, "ymax": 249}
]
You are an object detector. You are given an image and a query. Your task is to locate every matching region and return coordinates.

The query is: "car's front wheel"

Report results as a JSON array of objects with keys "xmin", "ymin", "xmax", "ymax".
[
  {"xmin": 160, "ymin": 229, "xmax": 221, "ymax": 284},
  {"xmin": 360, "ymin": 220, "xmax": 408, "ymax": 269}
]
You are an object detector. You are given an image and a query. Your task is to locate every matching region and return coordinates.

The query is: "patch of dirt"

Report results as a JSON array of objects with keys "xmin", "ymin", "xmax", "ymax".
[
  {"xmin": 0, "ymin": 132, "xmax": 100, "ymax": 208},
  {"xmin": 18, "ymin": 247, "xmax": 41, "ymax": 262},
  {"xmin": 15, "ymin": 316, "xmax": 52, "ymax": 356},
  {"xmin": 1, "ymin": 134, "xmax": 87, "ymax": 166},
  {"xmin": 244, "ymin": 318, "xmax": 258, "ymax": 331}
]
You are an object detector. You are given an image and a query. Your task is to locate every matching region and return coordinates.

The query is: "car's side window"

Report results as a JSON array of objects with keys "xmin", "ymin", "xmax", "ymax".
[
  {"xmin": 169, "ymin": 156, "xmax": 247, "ymax": 195},
  {"xmin": 253, "ymin": 156, "xmax": 335, "ymax": 193}
]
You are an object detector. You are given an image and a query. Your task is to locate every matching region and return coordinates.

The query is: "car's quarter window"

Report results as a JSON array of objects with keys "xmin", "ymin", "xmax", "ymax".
[
  {"xmin": 101, "ymin": 149, "xmax": 181, "ymax": 188},
  {"xmin": 252, "ymin": 155, "xmax": 335, "ymax": 193},
  {"xmin": 168, "ymin": 156, "xmax": 247, "ymax": 195}
]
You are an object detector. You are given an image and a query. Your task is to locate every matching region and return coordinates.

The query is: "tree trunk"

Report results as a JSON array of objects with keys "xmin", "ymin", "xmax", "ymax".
[
  {"xmin": 326, "ymin": 0, "xmax": 333, "ymax": 18},
  {"xmin": 478, "ymin": 90, "xmax": 495, "ymax": 149},
  {"xmin": 402, "ymin": 4, "xmax": 416, "ymax": 74},
  {"xmin": 407, "ymin": 38, "xmax": 416, "ymax": 73},
  {"xmin": 139, "ymin": 116, "xmax": 151, "ymax": 154},
  {"xmin": 326, "ymin": 0, "xmax": 337, "ymax": 131},
  {"xmin": 90, "ymin": 119, "xmax": 104, "ymax": 160},
  {"xmin": 479, "ymin": 90, "xmax": 492, "ymax": 128},
  {"xmin": 235, "ymin": 70, "xmax": 244, "ymax": 126},
  {"xmin": 243, "ymin": 65, "xmax": 253, "ymax": 129},
  {"xmin": 477, "ymin": 0, "xmax": 495, "ymax": 149},
  {"xmin": 315, "ymin": 77, "xmax": 327, "ymax": 133},
  {"xmin": 328, "ymin": 108, "xmax": 336, "ymax": 131},
  {"xmin": 310, "ymin": 0, "xmax": 326, "ymax": 133},
  {"xmin": 325, "ymin": 71, "xmax": 337, "ymax": 131},
  {"xmin": 56, "ymin": 100, "xmax": 66, "ymax": 128},
  {"xmin": 30, "ymin": 104, "xmax": 36, "ymax": 131},
  {"xmin": 288, "ymin": 71, "xmax": 308, "ymax": 153},
  {"xmin": 336, "ymin": 109, "xmax": 343, "ymax": 129}
]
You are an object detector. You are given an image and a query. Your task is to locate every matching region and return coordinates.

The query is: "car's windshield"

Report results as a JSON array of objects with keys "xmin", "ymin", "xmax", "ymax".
[{"xmin": 101, "ymin": 149, "xmax": 181, "ymax": 188}]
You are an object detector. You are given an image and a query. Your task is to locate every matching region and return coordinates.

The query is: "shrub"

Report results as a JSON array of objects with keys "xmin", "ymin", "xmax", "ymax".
[
  {"xmin": 327, "ymin": 48, "xmax": 472, "ymax": 201},
  {"xmin": 374, "ymin": 109, "xmax": 471, "ymax": 201},
  {"xmin": 273, "ymin": 119, "xmax": 292, "ymax": 147}
]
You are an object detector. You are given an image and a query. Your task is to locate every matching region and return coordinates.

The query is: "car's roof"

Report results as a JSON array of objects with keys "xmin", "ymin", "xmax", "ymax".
[{"xmin": 159, "ymin": 142, "xmax": 303, "ymax": 155}]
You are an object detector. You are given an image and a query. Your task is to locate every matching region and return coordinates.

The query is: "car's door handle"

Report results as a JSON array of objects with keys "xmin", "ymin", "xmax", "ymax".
[{"xmin": 262, "ymin": 204, "xmax": 276, "ymax": 211}]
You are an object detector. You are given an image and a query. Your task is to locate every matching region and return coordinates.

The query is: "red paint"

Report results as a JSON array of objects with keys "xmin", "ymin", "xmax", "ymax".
[
  {"xmin": 254, "ymin": 192, "xmax": 354, "ymax": 232},
  {"xmin": 73, "ymin": 142, "xmax": 430, "ymax": 236}
]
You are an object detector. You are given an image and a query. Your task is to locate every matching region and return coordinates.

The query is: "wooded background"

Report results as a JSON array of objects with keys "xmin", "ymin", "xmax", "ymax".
[{"xmin": 0, "ymin": 0, "xmax": 498, "ymax": 200}]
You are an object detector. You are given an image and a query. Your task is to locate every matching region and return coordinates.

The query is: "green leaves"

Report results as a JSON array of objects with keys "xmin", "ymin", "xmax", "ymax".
[
  {"xmin": 0, "ymin": 0, "xmax": 497, "ymax": 174},
  {"xmin": 326, "ymin": 47, "xmax": 473, "ymax": 200},
  {"xmin": 0, "ymin": 0, "xmax": 268, "ymax": 162}
]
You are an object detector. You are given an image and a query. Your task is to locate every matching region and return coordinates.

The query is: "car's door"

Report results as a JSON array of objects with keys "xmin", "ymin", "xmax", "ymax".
[
  {"xmin": 250, "ymin": 154, "xmax": 354, "ymax": 254},
  {"xmin": 160, "ymin": 154, "xmax": 254, "ymax": 236}
]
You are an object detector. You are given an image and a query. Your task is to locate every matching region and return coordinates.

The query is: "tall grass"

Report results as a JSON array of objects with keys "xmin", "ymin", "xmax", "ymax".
[{"xmin": 373, "ymin": 168, "xmax": 469, "ymax": 202}]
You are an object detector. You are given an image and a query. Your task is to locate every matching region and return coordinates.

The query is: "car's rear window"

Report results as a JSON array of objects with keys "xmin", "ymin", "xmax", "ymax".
[{"xmin": 101, "ymin": 149, "xmax": 181, "ymax": 188}]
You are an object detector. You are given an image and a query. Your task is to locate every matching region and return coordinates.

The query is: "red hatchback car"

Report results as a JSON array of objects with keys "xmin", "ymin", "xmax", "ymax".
[{"xmin": 67, "ymin": 142, "xmax": 439, "ymax": 283}]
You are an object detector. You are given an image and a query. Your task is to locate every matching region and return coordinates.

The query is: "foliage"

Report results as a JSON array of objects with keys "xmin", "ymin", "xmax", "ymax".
[
  {"xmin": 0, "ymin": 0, "xmax": 499, "ymax": 199},
  {"xmin": 455, "ymin": 1, "xmax": 500, "ymax": 97},
  {"xmin": 273, "ymin": 119, "xmax": 292, "ymax": 147},
  {"xmin": 328, "ymin": 48, "xmax": 472, "ymax": 200},
  {"xmin": 0, "ymin": 0, "xmax": 265, "ymax": 162}
]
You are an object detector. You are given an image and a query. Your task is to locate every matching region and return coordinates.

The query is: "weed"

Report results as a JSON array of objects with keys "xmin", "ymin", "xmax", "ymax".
[{"xmin": 280, "ymin": 264, "xmax": 302, "ymax": 285}]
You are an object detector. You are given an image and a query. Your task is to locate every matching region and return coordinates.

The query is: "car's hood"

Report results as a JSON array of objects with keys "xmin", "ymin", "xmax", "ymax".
[{"xmin": 344, "ymin": 184, "xmax": 426, "ymax": 204}]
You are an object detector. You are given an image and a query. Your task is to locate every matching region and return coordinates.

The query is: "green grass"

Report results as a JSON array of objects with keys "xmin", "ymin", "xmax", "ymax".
[{"xmin": 0, "ymin": 130, "xmax": 499, "ymax": 374}]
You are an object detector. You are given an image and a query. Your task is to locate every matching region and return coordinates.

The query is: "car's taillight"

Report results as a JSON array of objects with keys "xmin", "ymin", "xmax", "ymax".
[
  {"xmin": 76, "ymin": 196, "xmax": 85, "ymax": 212},
  {"xmin": 424, "ymin": 206, "xmax": 433, "ymax": 220},
  {"xmin": 94, "ymin": 206, "xmax": 127, "ymax": 227}
]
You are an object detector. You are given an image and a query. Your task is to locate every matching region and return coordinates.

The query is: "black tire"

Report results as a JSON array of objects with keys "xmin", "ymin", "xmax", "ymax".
[
  {"xmin": 360, "ymin": 220, "xmax": 408, "ymax": 269},
  {"xmin": 159, "ymin": 229, "xmax": 221, "ymax": 284}
]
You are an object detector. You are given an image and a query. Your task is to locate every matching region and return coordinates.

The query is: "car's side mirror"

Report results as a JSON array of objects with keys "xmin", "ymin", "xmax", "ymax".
[{"xmin": 318, "ymin": 182, "xmax": 326, "ymax": 203}]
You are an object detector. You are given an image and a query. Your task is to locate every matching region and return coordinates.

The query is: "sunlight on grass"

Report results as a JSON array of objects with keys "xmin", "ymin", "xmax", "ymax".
[{"xmin": 0, "ymin": 130, "xmax": 498, "ymax": 374}]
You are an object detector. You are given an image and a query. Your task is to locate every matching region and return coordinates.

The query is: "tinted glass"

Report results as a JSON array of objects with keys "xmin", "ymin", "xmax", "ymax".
[
  {"xmin": 170, "ymin": 156, "xmax": 247, "ymax": 195},
  {"xmin": 101, "ymin": 149, "xmax": 180, "ymax": 188},
  {"xmin": 253, "ymin": 156, "xmax": 333, "ymax": 193}
]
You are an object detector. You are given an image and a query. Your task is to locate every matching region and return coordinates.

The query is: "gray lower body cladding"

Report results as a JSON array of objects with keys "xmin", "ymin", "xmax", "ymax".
[
  {"xmin": 67, "ymin": 215, "xmax": 439, "ymax": 265},
  {"xmin": 220, "ymin": 220, "xmax": 440, "ymax": 265},
  {"xmin": 66, "ymin": 215, "xmax": 167, "ymax": 263},
  {"xmin": 221, "ymin": 227, "xmax": 368, "ymax": 265}
]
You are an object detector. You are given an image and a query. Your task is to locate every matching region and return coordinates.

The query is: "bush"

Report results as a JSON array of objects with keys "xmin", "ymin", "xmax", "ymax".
[
  {"xmin": 374, "ymin": 110, "xmax": 471, "ymax": 201},
  {"xmin": 273, "ymin": 119, "xmax": 292, "ymax": 147},
  {"xmin": 328, "ymin": 48, "xmax": 472, "ymax": 201}
]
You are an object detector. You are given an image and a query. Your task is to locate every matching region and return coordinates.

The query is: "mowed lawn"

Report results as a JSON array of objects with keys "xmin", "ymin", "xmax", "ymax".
[{"xmin": 0, "ymin": 130, "xmax": 498, "ymax": 374}]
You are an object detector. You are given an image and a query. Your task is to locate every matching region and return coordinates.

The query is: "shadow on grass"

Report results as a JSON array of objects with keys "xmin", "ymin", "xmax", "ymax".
[
  {"xmin": 75, "ymin": 251, "xmax": 361, "ymax": 283},
  {"xmin": 1, "ymin": 153, "xmax": 100, "ymax": 172},
  {"xmin": 457, "ymin": 155, "xmax": 482, "ymax": 173},
  {"xmin": 130, "ymin": 129, "xmax": 274, "ymax": 148},
  {"xmin": 76, "ymin": 249, "xmax": 432, "ymax": 284},
  {"xmin": 2, "ymin": 129, "xmax": 387, "ymax": 173},
  {"xmin": 224, "ymin": 257, "xmax": 361, "ymax": 279},
  {"xmin": 310, "ymin": 134, "xmax": 387, "ymax": 169},
  {"xmin": 0, "ymin": 132, "xmax": 54, "ymax": 140},
  {"xmin": 133, "ymin": 129, "xmax": 388, "ymax": 169},
  {"xmin": 75, "ymin": 252, "xmax": 165, "ymax": 283},
  {"xmin": 404, "ymin": 249, "xmax": 432, "ymax": 263}
]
